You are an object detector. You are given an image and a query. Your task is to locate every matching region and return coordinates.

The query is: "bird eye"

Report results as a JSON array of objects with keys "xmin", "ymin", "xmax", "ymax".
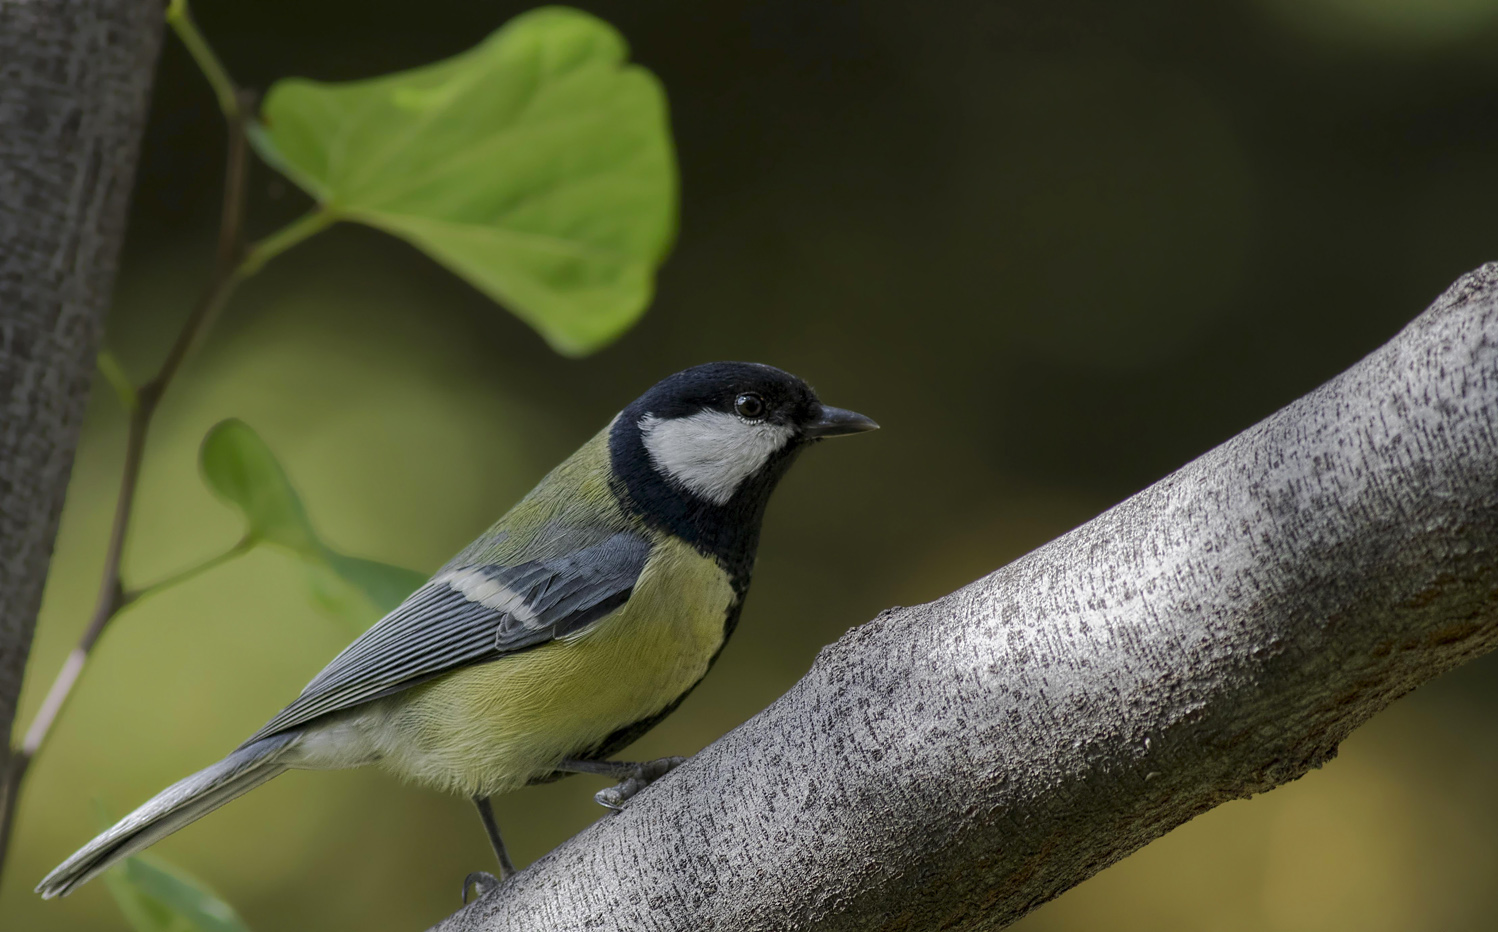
[{"xmin": 734, "ymin": 392, "xmax": 766, "ymax": 420}]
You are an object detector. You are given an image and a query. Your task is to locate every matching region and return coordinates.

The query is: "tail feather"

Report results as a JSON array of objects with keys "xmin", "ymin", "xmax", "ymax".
[{"xmin": 36, "ymin": 732, "xmax": 298, "ymax": 898}]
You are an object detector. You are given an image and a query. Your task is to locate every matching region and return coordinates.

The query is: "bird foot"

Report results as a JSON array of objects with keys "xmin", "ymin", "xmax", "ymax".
[
  {"xmin": 462, "ymin": 871, "xmax": 502, "ymax": 905},
  {"xmin": 594, "ymin": 756, "xmax": 687, "ymax": 811}
]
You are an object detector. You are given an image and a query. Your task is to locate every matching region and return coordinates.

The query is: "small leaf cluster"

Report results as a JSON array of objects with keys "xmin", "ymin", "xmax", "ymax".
[{"xmin": 200, "ymin": 419, "xmax": 427, "ymax": 627}]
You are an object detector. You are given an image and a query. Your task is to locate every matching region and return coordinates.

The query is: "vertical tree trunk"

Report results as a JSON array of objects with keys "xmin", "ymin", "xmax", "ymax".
[{"xmin": 0, "ymin": 0, "xmax": 163, "ymax": 804}]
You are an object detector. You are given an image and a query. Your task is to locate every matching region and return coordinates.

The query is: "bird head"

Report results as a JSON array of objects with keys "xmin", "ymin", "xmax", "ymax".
[{"xmin": 609, "ymin": 362, "xmax": 877, "ymax": 559}]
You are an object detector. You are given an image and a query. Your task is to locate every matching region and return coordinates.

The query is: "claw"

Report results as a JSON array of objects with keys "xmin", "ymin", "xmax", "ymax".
[
  {"xmin": 594, "ymin": 782, "xmax": 634, "ymax": 810},
  {"xmin": 594, "ymin": 756, "xmax": 688, "ymax": 811},
  {"xmin": 462, "ymin": 871, "xmax": 501, "ymax": 905}
]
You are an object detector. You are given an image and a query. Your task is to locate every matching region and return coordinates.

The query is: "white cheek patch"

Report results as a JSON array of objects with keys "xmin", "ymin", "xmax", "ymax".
[
  {"xmin": 639, "ymin": 410, "xmax": 796, "ymax": 505},
  {"xmin": 436, "ymin": 567, "xmax": 540, "ymax": 626}
]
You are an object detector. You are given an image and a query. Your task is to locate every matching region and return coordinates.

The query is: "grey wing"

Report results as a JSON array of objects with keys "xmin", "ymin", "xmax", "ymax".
[{"xmin": 241, "ymin": 530, "xmax": 652, "ymax": 745}]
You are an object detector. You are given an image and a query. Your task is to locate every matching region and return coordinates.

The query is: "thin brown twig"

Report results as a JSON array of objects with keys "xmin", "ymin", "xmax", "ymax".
[{"xmin": 0, "ymin": 91, "xmax": 253, "ymax": 882}]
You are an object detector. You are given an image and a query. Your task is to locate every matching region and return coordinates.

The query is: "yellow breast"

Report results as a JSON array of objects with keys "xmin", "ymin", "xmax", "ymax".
[{"xmin": 371, "ymin": 536, "xmax": 735, "ymax": 796}]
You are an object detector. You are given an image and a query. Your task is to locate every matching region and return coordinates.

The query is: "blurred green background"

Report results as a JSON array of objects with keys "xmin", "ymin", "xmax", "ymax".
[{"xmin": 8, "ymin": 0, "xmax": 1498, "ymax": 929}]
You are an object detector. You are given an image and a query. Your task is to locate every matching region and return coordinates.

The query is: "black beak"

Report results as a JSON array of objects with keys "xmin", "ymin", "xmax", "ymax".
[{"xmin": 803, "ymin": 405, "xmax": 880, "ymax": 439}]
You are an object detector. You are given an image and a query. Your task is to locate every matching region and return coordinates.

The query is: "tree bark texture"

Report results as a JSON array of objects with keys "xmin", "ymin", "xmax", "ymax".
[
  {"xmin": 0, "ymin": 0, "xmax": 163, "ymax": 768},
  {"xmin": 436, "ymin": 263, "xmax": 1498, "ymax": 931}
]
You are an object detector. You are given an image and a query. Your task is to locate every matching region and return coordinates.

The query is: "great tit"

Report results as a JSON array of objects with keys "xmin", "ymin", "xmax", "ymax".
[{"xmin": 38, "ymin": 362, "xmax": 876, "ymax": 898}]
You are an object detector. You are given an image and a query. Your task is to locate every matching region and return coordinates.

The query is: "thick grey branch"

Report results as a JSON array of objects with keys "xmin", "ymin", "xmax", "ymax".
[
  {"xmin": 0, "ymin": 0, "xmax": 162, "ymax": 798},
  {"xmin": 437, "ymin": 264, "xmax": 1498, "ymax": 931}
]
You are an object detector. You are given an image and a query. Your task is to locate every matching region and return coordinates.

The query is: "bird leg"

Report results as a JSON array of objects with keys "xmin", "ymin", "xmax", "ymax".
[
  {"xmin": 556, "ymin": 756, "xmax": 688, "ymax": 811},
  {"xmin": 462, "ymin": 872, "xmax": 499, "ymax": 905},
  {"xmin": 463, "ymin": 795, "xmax": 515, "ymax": 903}
]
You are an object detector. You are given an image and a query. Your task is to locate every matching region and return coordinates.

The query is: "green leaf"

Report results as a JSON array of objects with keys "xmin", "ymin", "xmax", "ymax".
[
  {"xmin": 309, "ymin": 552, "xmax": 430, "ymax": 619},
  {"xmin": 200, "ymin": 419, "xmax": 426, "ymax": 628},
  {"xmin": 200, "ymin": 418, "xmax": 317, "ymax": 553},
  {"xmin": 104, "ymin": 854, "xmax": 252, "ymax": 932},
  {"xmin": 249, "ymin": 6, "xmax": 677, "ymax": 356}
]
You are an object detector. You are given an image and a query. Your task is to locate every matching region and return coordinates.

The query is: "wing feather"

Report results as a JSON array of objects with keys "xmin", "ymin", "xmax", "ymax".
[{"xmin": 242, "ymin": 530, "xmax": 651, "ymax": 745}]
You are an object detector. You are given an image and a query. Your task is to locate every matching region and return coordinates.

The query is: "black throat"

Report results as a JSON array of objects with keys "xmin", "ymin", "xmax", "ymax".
[{"xmin": 608, "ymin": 411, "xmax": 806, "ymax": 596}]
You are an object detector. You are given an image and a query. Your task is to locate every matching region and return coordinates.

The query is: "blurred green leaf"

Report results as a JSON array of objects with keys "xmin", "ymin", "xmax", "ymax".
[
  {"xmin": 321, "ymin": 551, "xmax": 429, "ymax": 614},
  {"xmin": 104, "ymin": 854, "xmax": 252, "ymax": 932},
  {"xmin": 249, "ymin": 6, "xmax": 677, "ymax": 356},
  {"xmin": 200, "ymin": 419, "xmax": 425, "ymax": 627},
  {"xmin": 302, "ymin": 552, "xmax": 428, "ymax": 624},
  {"xmin": 200, "ymin": 418, "xmax": 316, "ymax": 553}
]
